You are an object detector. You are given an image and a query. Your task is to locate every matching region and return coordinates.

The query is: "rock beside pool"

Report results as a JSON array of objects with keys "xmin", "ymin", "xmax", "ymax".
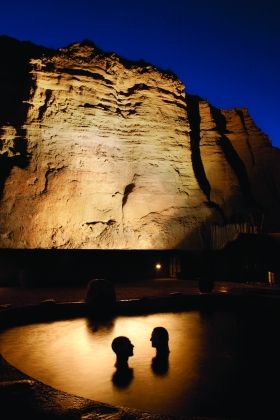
[{"xmin": 85, "ymin": 278, "xmax": 116, "ymax": 318}]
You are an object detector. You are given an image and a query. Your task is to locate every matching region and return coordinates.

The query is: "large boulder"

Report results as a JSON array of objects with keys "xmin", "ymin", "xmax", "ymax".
[{"xmin": 85, "ymin": 278, "xmax": 116, "ymax": 318}]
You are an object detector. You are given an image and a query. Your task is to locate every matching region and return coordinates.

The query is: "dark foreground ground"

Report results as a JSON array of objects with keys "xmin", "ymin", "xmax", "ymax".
[{"xmin": 1, "ymin": 278, "xmax": 279, "ymax": 307}]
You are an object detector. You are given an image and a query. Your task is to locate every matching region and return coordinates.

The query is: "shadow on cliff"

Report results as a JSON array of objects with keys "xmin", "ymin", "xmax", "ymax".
[
  {"xmin": 209, "ymin": 103, "xmax": 280, "ymax": 232},
  {"xmin": 210, "ymin": 104, "xmax": 255, "ymax": 206},
  {"xmin": 186, "ymin": 95, "xmax": 225, "ymax": 223},
  {"xmin": 185, "ymin": 95, "xmax": 264, "ymax": 229},
  {"xmin": 0, "ymin": 36, "xmax": 55, "ymax": 197},
  {"xmin": 174, "ymin": 94, "xmax": 280, "ymax": 281}
]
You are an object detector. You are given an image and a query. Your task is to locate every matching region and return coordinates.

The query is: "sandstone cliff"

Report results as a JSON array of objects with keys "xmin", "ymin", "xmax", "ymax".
[{"xmin": 0, "ymin": 36, "xmax": 279, "ymax": 249}]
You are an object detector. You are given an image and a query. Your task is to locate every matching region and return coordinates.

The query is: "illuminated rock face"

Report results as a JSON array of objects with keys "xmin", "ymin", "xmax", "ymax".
[{"xmin": 0, "ymin": 37, "xmax": 279, "ymax": 249}]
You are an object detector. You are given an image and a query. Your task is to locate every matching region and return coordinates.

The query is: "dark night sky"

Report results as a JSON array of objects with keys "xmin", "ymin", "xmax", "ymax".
[{"xmin": 1, "ymin": 0, "xmax": 279, "ymax": 147}]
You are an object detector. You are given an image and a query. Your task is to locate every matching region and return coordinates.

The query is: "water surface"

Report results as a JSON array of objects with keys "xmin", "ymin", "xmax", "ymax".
[{"xmin": 0, "ymin": 310, "xmax": 277, "ymax": 417}]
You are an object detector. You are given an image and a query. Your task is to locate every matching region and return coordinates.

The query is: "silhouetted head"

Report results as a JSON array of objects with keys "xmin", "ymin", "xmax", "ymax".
[
  {"xmin": 111, "ymin": 336, "xmax": 134, "ymax": 367},
  {"xmin": 150, "ymin": 327, "xmax": 169, "ymax": 354}
]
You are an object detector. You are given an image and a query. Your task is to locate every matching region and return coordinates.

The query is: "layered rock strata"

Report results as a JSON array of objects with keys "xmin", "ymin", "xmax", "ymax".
[{"xmin": 0, "ymin": 36, "xmax": 279, "ymax": 249}]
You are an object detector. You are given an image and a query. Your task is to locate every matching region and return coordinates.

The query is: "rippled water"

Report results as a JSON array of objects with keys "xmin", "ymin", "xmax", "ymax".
[{"xmin": 0, "ymin": 309, "xmax": 278, "ymax": 417}]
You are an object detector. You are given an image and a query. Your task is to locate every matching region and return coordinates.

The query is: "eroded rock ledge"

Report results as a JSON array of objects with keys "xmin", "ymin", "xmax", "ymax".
[{"xmin": 0, "ymin": 36, "xmax": 279, "ymax": 249}]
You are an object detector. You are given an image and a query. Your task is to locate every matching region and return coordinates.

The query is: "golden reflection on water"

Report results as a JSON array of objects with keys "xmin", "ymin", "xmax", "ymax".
[{"xmin": 0, "ymin": 311, "xmax": 238, "ymax": 417}]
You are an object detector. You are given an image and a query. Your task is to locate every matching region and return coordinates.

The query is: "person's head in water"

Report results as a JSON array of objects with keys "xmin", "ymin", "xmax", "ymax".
[
  {"xmin": 111, "ymin": 336, "xmax": 134, "ymax": 367},
  {"xmin": 150, "ymin": 327, "xmax": 169, "ymax": 354}
]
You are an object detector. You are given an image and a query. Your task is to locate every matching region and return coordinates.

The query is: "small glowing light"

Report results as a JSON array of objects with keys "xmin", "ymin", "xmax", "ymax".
[
  {"xmin": 155, "ymin": 263, "xmax": 162, "ymax": 271},
  {"xmin": 219, "ymin": 286, "xmax": 228, "ymax": 293}
]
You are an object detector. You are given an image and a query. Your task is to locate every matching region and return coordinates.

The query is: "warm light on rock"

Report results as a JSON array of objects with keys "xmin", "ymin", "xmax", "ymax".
[{"xmin": 0, "ymin": 37, "xmax": 279, "ymax": 249}]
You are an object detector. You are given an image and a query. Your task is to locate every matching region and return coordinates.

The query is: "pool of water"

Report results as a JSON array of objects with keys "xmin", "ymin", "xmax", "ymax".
[{"xmin": 0, "ymin": 309, "xmax": 279, "ymax": 418}]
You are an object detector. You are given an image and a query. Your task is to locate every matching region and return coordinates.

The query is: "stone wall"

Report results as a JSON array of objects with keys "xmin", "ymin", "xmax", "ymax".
[{"xmin": 0, "ymin": 37, "xmax": 279, "ymax": 249}]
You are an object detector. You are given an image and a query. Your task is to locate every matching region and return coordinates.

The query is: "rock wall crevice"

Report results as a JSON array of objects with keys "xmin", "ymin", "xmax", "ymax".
[
  {"xmin": 38, "ymin": 89, "xmax": 53, "ymax": 121},
  {"xmin": 0, "ymin": 36, "xmax": 54, "ymax": 199},
  {"xmin": 187, "ymin": 95, "xmax": 211, "ymax": 200},
  {"xmin": 187, "ymin": 95, "xmax": 225, "ymax": 222},
  {"xmin": 235, "ymin": 109, "xmax": 256, "ymax": 166},
  {"xmin": 210, "ymin": 105, "xmax": 255, "ymax": 208}
]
